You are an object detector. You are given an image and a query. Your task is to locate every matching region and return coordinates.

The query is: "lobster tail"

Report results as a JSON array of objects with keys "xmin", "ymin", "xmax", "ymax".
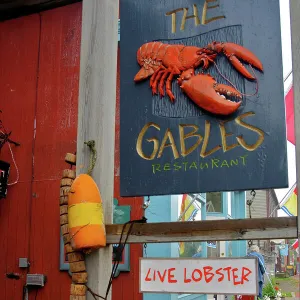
[{"xmin": 134, "ymin": 67, "xmax": 155, "ymax": 82}]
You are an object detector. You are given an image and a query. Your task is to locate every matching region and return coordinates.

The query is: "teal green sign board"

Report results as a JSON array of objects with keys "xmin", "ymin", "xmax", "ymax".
[
  {"xmin": 60, "ymin": 199, "xmax": 131, "ymax": 277},
  {"xmin": 113, "ymin": 198, "xmax": 130, "ymax": 224},
  {"xmin": 112, "ymin": 199, "xmax": 131, "ymax": 277}
]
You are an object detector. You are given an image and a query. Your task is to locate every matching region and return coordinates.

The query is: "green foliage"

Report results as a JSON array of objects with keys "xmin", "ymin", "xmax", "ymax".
[
  {"xmin": 262, "ymin": 277, "xmax": 276, "ymax": 298},
  {"xmin": 262, "ymin": 276, "xmax": 295, "ymax": 298},
  {"xmin": 262, "ymin": 283, "xmax": 276, "ymax": 297}
]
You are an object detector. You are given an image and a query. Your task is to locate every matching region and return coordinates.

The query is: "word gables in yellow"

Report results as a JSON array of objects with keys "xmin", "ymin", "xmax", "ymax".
[{"xmin": 136, "ymin": 112, "xmax": 264, "ymax": 161}]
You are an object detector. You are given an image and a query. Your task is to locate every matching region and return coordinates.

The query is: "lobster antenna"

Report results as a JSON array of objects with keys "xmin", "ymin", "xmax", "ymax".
[{"xmin": 213, "ymin": 61, "xmax": 259, "ymax": 98}]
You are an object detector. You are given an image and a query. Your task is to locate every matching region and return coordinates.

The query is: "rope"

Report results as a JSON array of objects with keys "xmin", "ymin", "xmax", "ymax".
[
  {"xmin": 84, "ymin": 140, "xmax": 97, "ymax": 176},
  {"xmin": 86, "ymin": 286, "xmax": 105, "ymax": 300},
  {"xmin": 83, "ymin": 140, "xmax": 148, "ymax": 299},
  {"xmin": 68, "ymin": 220, "xmax": 90, "ymax": 242},
  {"xmin": 86, "ymin": 217, "xmax": 147, "ymax": 300},
  {"xmin": 6, "ymin": 141, "xmax": 19, "ymax": 186}
]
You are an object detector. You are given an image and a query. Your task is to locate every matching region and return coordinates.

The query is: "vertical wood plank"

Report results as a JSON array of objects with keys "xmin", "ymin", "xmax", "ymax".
[
  {"xmin": 0, "ymin": 14, "xmax": 40, "ymax": 300},
  {"xmin": 290, "ymin": 0, "xmax": 300, "ymax": 257},
  {"xmin": 76, "ymin": 1, "xmax": 118, "ymax": 299},
  {"xmin": 29, "ymin": 3, "xmax": 81, "ymax": 300}
]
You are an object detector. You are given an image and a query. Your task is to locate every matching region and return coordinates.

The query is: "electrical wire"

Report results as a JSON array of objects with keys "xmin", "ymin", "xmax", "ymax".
[
  {"xmin": 86, "ymin": 217, "xmax": 147, "ymax": 300},
  {"xmin": 0, "ymin": 119, "xmax": 20, "ymax": 185}
]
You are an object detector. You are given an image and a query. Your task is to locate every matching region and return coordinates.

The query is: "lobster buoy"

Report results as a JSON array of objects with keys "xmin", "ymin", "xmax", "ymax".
[{"xmin": 68, "ymin": 174, "xmax": 106, "ymax": 250}]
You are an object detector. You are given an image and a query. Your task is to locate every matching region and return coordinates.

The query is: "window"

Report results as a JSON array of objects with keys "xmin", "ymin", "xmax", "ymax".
[
  {"xmin": 178, "ymin": 194, "xmax": 204, "ymax": 258},
  {"xmin": 227, "ymin": 241, "xmax": 233, "ymax": 257},
  {"xmin": 206, "ymin": 192, "xmax": 222, "ymax": 213},
  {"xmin": 227, "ymin": 192, "xmax": 232, "ymax": 216},
  {"xmin": 207, "ymin": 241, "xmax": 219, "ymax": 258}
]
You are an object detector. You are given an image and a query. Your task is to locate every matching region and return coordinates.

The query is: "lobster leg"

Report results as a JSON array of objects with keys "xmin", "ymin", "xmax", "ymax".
[
  {"xmin": 151, "ymin": 69, "xmax": 165, "ymax": 94},
  {"xmin": 159, "ymin": 70, "xmax": 170, "ymax": 97},
  {"xmin": 166, "ymin": 72, "xmax": 176, "ymax": 102},
  {"xmin": 166, "ymin": 67, "xmax": 181, "ymax": 102},
  {"xmin": 150, "ymin": 65, "xmax": 165, "ymax": 88}
]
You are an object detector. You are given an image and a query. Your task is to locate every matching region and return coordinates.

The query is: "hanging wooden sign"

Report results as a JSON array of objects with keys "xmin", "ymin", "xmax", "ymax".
[
  {"xmin": 140, "ymin": 258, "xmax": 258, "ymax": 295},
  {"xmin": 120, "ymin": 0, "xmax": 287, "ymax": 196}
]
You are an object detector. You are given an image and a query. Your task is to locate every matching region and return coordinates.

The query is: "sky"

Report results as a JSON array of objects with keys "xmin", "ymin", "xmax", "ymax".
[
  {"xmin": 280, "ymin": 0, "xmax": 293, "ymax": 80},
  {"xmin": 275, "ymin": 0, "xmax": 296, "ymax": 215}
]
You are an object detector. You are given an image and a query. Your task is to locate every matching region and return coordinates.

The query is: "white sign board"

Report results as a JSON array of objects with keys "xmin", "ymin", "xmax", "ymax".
[{"xmin": 140, "ymin": 258, "xmax": 258, "ymax": 295}]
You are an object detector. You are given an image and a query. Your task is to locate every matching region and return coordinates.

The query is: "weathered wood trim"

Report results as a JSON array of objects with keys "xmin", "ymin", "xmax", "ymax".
[
  {"xmin": 105, "ymin": 217, "xmax": 298, "ymax": 244},
  {"xmin": 0, "ymin": 0, "xmax": 81, "ymax": 21},
  {"xmin": 76, "ymin": 0, "xmax": 118, "ymax": 299},
  {"xmin": 290, "ymin": 0, "xmax": 300, "ymax": 255}
]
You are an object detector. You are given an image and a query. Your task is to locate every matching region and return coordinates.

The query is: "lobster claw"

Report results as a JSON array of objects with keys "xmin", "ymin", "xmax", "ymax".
[
  {"xmin": 179, "ymin": 72, "xmax": 242, "ymax": 116},
  {"xmin": 207, "ymin": 42, "xmax": 264, "ymax": 80}
]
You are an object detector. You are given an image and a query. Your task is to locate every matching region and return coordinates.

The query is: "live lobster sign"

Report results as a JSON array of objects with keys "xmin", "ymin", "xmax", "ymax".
[{"xmin": 120, "ymin": 0, "xmax": 288, "ymax": 196}]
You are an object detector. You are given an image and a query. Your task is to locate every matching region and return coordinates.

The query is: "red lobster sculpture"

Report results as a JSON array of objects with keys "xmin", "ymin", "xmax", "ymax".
[{"xmin": 134, "ymin": 41, "xmax": 263, "ymax": 115}]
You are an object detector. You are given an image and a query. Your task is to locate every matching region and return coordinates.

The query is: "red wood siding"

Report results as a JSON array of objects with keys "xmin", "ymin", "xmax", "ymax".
[
  {"xmin": 1, "ymin": 4, "xmax": 143, "ymax": 300},
  {"xmin": 0, "ymin": 3, "xmax": 81, "ymax": 299},
  {"xmin": 0, "ymin": 13, "xmax": 40, "ymax": 300},
  {"xmin": 28, "ymin": 4, "xmax": 82, "ymax": 300}
]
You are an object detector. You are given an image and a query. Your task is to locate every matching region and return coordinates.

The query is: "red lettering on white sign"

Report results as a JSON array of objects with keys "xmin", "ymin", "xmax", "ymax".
[
  {"xmin": 144, "ymin": 265, "xmax": 253, "ymax": 285},
  {"xmin": 140, "ymin": 258, "xmax": 257, "ymax": 295}
]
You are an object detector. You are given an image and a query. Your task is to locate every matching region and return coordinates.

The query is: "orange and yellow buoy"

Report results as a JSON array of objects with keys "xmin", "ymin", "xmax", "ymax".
[{"xmin": 68, "ymin": 174, "xmax": 106, "ymax": 251}]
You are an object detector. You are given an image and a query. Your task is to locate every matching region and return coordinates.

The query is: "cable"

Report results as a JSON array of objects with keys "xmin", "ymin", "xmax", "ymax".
[
  {"xmin": 86, "ymin": 217, "xmax": 147, "ymax": 300},
  {"xmin": 6, "ymin": 139, "xmax": 19, "ymax": 185}
]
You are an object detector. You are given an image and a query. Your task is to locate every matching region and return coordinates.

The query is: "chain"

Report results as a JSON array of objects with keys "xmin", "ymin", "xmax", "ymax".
[
  {"xmin": 142, "ymin": 196, "xmax": 150, "ymax": 257},
  {"xmin": 246, "ymin": 190, "xmax": 256, "ymax": 218},
  {"xmin": 247, "ymin": 190, "xmax": 256, "ymax": 248},
  {"xmin": 144, "ymin": 243, "xmax": 148, "ymax": 257}
]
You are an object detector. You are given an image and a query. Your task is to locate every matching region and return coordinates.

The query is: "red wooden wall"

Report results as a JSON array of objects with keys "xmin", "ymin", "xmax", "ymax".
[
  {"xmin": 0, "ymin": 3, "xmax": 143, "ymax": 300},
  {"xmin": 0, "ymin": 12, "xmax": 40, "ymax": 300},
  {"xmin": 0, "ymin": 4, "xmax": 81, "ymax": 299}
]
